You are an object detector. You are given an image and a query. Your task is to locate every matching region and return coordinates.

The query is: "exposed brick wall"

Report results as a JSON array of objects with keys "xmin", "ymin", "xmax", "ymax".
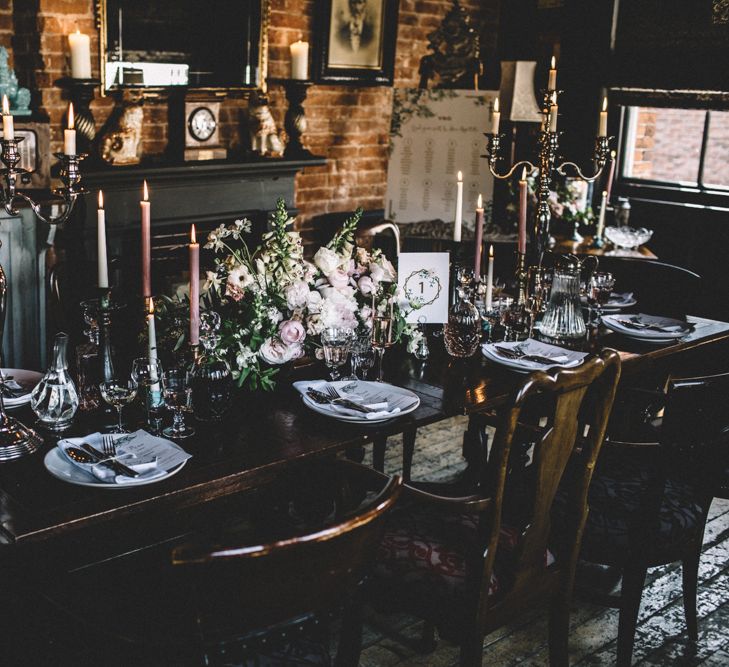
[
  {"xmin": 629, "ymin": 107, "xmax": 729, "ymax": 186},
  {"xmin": 4, "ymin": 0, "xmax": 500, "ymax": 225}
]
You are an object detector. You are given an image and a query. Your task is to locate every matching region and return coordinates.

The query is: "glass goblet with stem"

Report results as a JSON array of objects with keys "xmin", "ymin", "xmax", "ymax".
[
  {"xmin": 351, "ymin": 335, "xmax": 375, "ymax": 381},
  {"xmin": 131, "ymin": 357, "xmax": 164, "ymax": 432},
  {"xmin": 100, "ymin": 374, "xmax": 139, "ymax": 434},
  {"xmin": 162, "ymin": 367, "xmax": 195, "ymax": 439},
  {"xmin": 371, "ymin": 315, "xmax": 394, "ymax": 382},
  {"xmin": 588, "ymin": 272, "xmax": 615, "ymax": 326},
  {"xmin": 321, "ymin": 327, "xmax": 353, "ymax": 381}
]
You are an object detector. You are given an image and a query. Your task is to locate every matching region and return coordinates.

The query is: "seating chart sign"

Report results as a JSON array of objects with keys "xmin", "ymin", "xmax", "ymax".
[
  {"xmin": 386, "ymin": 89, "xmax": 497, "ymax": 225},
  {"xmin": 397, "ymin": 252, "xmax": 450, "ymax": 324}
]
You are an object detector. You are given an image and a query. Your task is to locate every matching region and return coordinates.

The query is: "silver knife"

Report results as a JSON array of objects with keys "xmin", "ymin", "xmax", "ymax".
[{"xmin": 80, "ymin": 443, "xmax": 140, "ymax": 478}]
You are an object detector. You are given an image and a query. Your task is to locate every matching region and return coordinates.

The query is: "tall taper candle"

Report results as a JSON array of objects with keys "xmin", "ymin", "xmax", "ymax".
[
  {"xmin": 491, "ymin": 97, "xmax": 501, "ymax": 134},
  {"xmin": 141, "ymin": 180, "xmax": 151, "ymax": 298},
  {"xmin": 549, "ymin": 99, "xmax": 558, "ymax": 133},
  {"xmin": 518, "ymin": 167, "xmax": 528, "ymax": 254},
  {"xmin": 64, "ymin": 103, "xmax": 76, "ymax": 155},
  {"xmin": 485, "ymin": 244, "xmax": 494, "ymax": 310},
  {"xmin": 474, "ymin": 194, "xmax": 484, "ymax": 280},
  {"xmin": 2, "ymin": 95, "xmax": 13, "ymax": 140},
  {"xmin": 189, "ymin": 224, "xmax": 200, "ymax": 346},
  {"xmin": 605, "ymin": 150, "xmax": 617, "ymax": 201},
  {"xmin": 596, "ymin": 190, "xmax": 607, "ymax": 240},
  {"xmin": 97, "ymin": 190, "xmax": 109, "ymax": 289},
  {"xmin": 598, "ymin": 96, "xmax": 608, "ymax": 137},
  {"xmin": 548, "ymin": 55, "xmax": 557, "ymax": 90},
  {"xmin": 453, "ymin": 171, "xmax": 463, "ymax": 242}
]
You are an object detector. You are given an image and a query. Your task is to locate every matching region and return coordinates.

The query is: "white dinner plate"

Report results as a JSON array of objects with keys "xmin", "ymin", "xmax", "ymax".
[
  {"xmin": 602, "ymin": 314, "xmax": 691, "ymax": 342},
  {"xmin": 44, "ymin": 447, "xmax": 187, "ymax": 489},
  {"xmin": 482, "ymin": 341, "xmax": 587, "ymax": 373},
  {"xmin": 297, "ymin": 380, "xmax": 420, "ymax": 423},
  {"xmin": 1, "ymin": 368, "xmax": 42, "ymax": 407}
]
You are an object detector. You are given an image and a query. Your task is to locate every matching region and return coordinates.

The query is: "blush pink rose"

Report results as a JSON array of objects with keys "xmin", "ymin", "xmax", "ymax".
[
  {"xmin": 279, "ymin": 319, "xmax": 306, "ymax": 344},
  {"xmin": 358, "ymin": 275, "xmax": 375, "ymax": 296},
  {"xmin": 327, "ymin": 268, "xmax": 350, "ymax": 289}
]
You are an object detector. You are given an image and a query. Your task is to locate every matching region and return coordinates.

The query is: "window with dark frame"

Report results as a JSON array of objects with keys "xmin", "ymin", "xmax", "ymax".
[{"xmin": 621, "ymin": 106, "xmax": 729, "ymax": 191}]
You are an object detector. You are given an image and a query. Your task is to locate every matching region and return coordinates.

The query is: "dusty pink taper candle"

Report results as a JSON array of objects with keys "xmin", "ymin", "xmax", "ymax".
[
  {"xmin": 474, "ymin": 194, "xmax": 484, "ymax": 280},
  {"xmin": 141, "ymin": 180, "xmax": 151, "ymax": 298},
  {"xmin": 518, "ymin": 168, "xmax": 528, "ymax": 254},
  {"xmin": 189, "ymin": 224, "xmax": 200, "ymax": 346}
]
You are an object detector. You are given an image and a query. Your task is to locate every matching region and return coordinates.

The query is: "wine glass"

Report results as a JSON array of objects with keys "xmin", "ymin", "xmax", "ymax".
[
  {"xmin": 350, "ymin": 335, "xmax": 375, "ymax": 381},
  {"xmin": 162, "ymin": 368, "xmax": 195, "ymax": 439},
  {"xmin": 371, "ymin": 315, "xmax": 394, "ymax": 382},
  {"xmin": 321, "ymin": 327, "xmax": 353, "ymax": 381},
  {"xmin": 100, "ymin": 375, "xmax": 139, "ymax": 434},
  {"xmin": 131, "ymin": 357, "xmax": 164, "ymax": 431},
  {"xmin": 588, "ymin": 272, "xmax": 615, "ymax": 325}
]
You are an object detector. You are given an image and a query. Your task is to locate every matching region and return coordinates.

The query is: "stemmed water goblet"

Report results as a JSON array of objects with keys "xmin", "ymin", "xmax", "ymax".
[
  {"xmin": 349, "ymin": 334, "xmax": 376, "ymax": 381},
  {"xmin": 321, "ymin": 327, "xmax": 353, "ymax": 381},
  {"xmin": 587, "ymin": 271, "xmax": 615, "ymax": 325},
  {"xmin": 100, "ymin": 373, "xmax": 139, "ymax": 434},
  {"xmin": 371, "ymin": 314, "xmax": 394, "ymax": 382},
  {"xmin": 161, "ymin": 367, "xmax": 195, "ymax": 439}
]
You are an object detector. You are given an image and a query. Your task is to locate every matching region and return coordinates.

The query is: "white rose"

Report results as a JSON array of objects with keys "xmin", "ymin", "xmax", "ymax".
[
  {"xmin": 307, "ymin": 290, "xmax": 323, "ymax": 313},
  {"xmin": 259, "ymin": 338, "xmax": 299, "ymax": 365},
  {"xmin": 371, "ymin": 257, "xmax": 396, "ymax": 283},
  {"xmin": 314, "ymin": 247, "xmax": 341, "ymax": 276},
  {"xmin": 285, "ymin": 280, "xmax": 310, "ymax": 309}
]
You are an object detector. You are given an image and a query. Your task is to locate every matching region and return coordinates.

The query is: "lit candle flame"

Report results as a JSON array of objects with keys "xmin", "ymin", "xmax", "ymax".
[
  {"xmin": 191, "ymin": 224, "xmax": 197, "ymax": 244},
  {"xmin": 494, "ymin": 97, "xmax": 499, "ymax": 113},
  {"xmin": 142, "ymin": 179, "xmax": 149, "ymax": 201},
  {"xmin": 2, "ymin": 95, "xmax": 8, "ymax": 115},
  {"xmin": 98, "ymin": 189, "xmax": 104, "ymax": 209},
  {"xmin": 477, "ymin": 193, "xmax": 483, "ymax": 209},
  {"xmin": 521, "ymin": 166, "xmax": 527, "ymax": 181},
  {"xmin": 488, "ymin": 244, "xmax": 494, "ymax": 258},
  {"xmin": 551, "ymin": 55, "xmax": 556, "ymax": 69},
  {"xmin": 603, "ymin": 191, "xmax": 608, "ymax": 198},
  {"xmin": 602, "ymin": 96, "xmax": 608, "ymax": 112},
  {"xmin": 67, "ymin": 103, "xmax": 74, "ymax": 129},
  {"xmin": 148, "ymin": 297, "xmax": 155, "ymax": 315},
  {"xmin": 457, "ymin": 170, "xmax": 462, "ymax": 182},
  {"xmin": 611, "ymin": 150, "xmax": 617, "ymax": 159}
]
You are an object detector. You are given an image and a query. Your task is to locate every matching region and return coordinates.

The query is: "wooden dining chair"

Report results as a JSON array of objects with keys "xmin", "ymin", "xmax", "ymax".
[
  {"xmin": 37, "ymin": 460, "xmax": 401, "ymax": 666},
  {"xmin": 558, "ymin": 370, "xmax": 729, "ymax": 667},
  {"xmin": 369, "ymin": 349, "xmax": 622, "ymax": 666}
]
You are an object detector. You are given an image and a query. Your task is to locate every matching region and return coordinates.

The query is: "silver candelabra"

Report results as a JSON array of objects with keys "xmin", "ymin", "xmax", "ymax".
[{"xmin": 485, "ymin": 88, "xmax": 612, "ymax": 263}]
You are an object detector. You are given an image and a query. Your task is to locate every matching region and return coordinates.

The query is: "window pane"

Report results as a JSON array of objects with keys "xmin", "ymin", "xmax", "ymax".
[
  {"xmin": 624, "ymin": 106, "xmax": 703, "ymax": 184},
  {"xmin": 702, "ymin": 111, "xmax": 729, "ymax": 188}
]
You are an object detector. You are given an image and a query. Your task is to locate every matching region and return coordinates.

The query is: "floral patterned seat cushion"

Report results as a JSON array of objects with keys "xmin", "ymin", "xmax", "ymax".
[
  {"xmin": 373, "ymin": 502, "xmax": 554, "ymax": 640},
  {"xmin": 553, "ymin": 450, "xmax": 705, "ymax": 565}
]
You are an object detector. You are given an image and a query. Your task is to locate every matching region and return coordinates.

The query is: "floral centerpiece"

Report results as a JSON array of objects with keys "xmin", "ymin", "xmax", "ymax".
[{"xmin": 180, "ymin": 198, "xmax": 419, "ymax": 391}]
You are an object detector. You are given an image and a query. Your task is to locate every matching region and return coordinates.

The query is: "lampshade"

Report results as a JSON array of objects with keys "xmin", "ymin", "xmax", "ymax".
[{"xmin": 498, "ymin": 61, "xmax": 541, "ymax": 123}]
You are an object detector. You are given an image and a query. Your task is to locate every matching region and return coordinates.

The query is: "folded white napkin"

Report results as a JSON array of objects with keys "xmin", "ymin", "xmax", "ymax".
[
  {"xmin": 292, "ymin": 380, "xmax": 410, "ymax": 420},
  {"xmin": 58, "ymin": 430, "xmax": 191, "ymax": 485},
  {"xmin": 609, "ymin": 292, "xmax": 634, "ymax": 304},
  {"xmin": 484, "ymin": 338, "xmax": 588, "ymax": 369}
]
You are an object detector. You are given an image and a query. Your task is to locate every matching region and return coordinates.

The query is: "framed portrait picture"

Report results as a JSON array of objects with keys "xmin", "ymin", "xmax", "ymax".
[{"xmin": 314, "ymin": 0, "xmax": 399, "ymax": 85}]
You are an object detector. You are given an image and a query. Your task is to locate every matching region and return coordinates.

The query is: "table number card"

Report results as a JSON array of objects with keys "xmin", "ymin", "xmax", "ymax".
[{"xmin": 397, "ymin": 252, "xmax": 450, "ymax": 324}]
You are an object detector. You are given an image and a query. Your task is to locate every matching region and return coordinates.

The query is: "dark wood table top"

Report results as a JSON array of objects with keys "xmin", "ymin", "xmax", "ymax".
[{"xmin": 1, "ymin": 315, "xmax": 727, "ymax": 555}]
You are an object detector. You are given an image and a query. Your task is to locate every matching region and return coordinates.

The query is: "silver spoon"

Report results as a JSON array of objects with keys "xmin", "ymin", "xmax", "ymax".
[{"xmin": 65, "ymin": 447, "xmax": 96, "ymax": 464}]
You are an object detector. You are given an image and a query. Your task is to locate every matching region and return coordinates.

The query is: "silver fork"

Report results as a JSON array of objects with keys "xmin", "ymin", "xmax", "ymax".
[
  {"xmin": 102, "ymin": 435, "xmax": 116, "ymax": 458},
  {"xmin": 324, "ymin": 385, "xmax": 341, "ymax": 400}
]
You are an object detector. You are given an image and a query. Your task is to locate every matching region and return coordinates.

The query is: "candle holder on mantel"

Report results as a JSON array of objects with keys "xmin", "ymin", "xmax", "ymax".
[
  {"xmin": 484, "ymin": 91, "xmax": 612, "ymax": 265},
  {"xmin": 269, "ymin": 78, "xmax": 315, "ymax": 159},
  {"xmin": 55, "ymin": 77, "xmax": 101, "ymax": 155}
]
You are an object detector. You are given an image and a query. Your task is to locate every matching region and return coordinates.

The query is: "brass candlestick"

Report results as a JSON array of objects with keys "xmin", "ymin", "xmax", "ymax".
[{"xmin": 515, "ymin": 251, "xmax": 528, "ymax": 306}]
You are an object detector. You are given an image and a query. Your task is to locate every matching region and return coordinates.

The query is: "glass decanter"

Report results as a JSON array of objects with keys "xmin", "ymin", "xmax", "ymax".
[
  {"xmin": 76, "ymin": 300, "xmax": 101, "ymax": 411},
  {"xmin": 31, "ymin": 332, "xmax": 80, "ymax": 431},
  {"xmin": 444, "ymin": 269, "xmax": 481, "ymax": 358},
  {"xmin": 190, "ymin": 312, "xmax": 233, "ymax": 422},
  {"xmin": 539, "ymin": 254, "xmax": 596, "ymax": 342}
]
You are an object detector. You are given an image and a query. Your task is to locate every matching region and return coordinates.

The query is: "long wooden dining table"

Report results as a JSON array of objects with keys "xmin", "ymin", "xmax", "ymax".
[{"xmin": 0, "ymin": 315, "xmax": 728, "ymax": 575}]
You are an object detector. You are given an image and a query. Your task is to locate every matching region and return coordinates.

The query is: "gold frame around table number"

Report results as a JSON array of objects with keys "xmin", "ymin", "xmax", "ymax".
[{"xmin": 94, "ymin": 0, "xmax": 270, "ymax": 95}]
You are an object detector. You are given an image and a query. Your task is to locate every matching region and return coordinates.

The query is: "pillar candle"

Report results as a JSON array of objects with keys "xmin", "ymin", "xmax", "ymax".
[
  {"xmin": 290, "ymin": 40, "xmax": 309, "ymax": 80},
  {"xmin": 548, "ymin": 56, "xmax": 557, "ymax": 90},
  {"xmin": 68, "ymin": 30, "xmax": 92, "ymax": 79},
  {"xmin": 97, "ymin": 190, "xmax": 109, "ymax": 289},
  {"xmin": 485, "ymin": 245, "xmax": 494, "ymax": 311},
  {"xmin": 453, "ymin": 171, "xmax": 463, "ymax": 242},
  {"xmin": 2, "ymin": 95, "xmax": 13, "ymax": 140},
  {"xmin": 491, "ymin": 97, "xmax": 501, "ymax": 134},
  {"xmin": 596, "ymin": 191, "xmax": 607, "ymax": 240},
  {"xmin": 474, "ymin": 194, "xmax": 484, "ymax": 281},
  {"xmin": 141, "ymin": 180, "xmax": 151, "ymax": 298},
  {"xmin": 64, "ymin": 103, "xmax": 76, "ymax": 155},
  {"xmin": 189, "ymin": 224, "xmax": 200, "ymax": 346},
  {"xmin": 598, "ymin": 96, "xmax": 608, "ymax": 137},
  {"xmin": 518, "ymin": 167, "xmax": 528, "ymax": 255}
]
